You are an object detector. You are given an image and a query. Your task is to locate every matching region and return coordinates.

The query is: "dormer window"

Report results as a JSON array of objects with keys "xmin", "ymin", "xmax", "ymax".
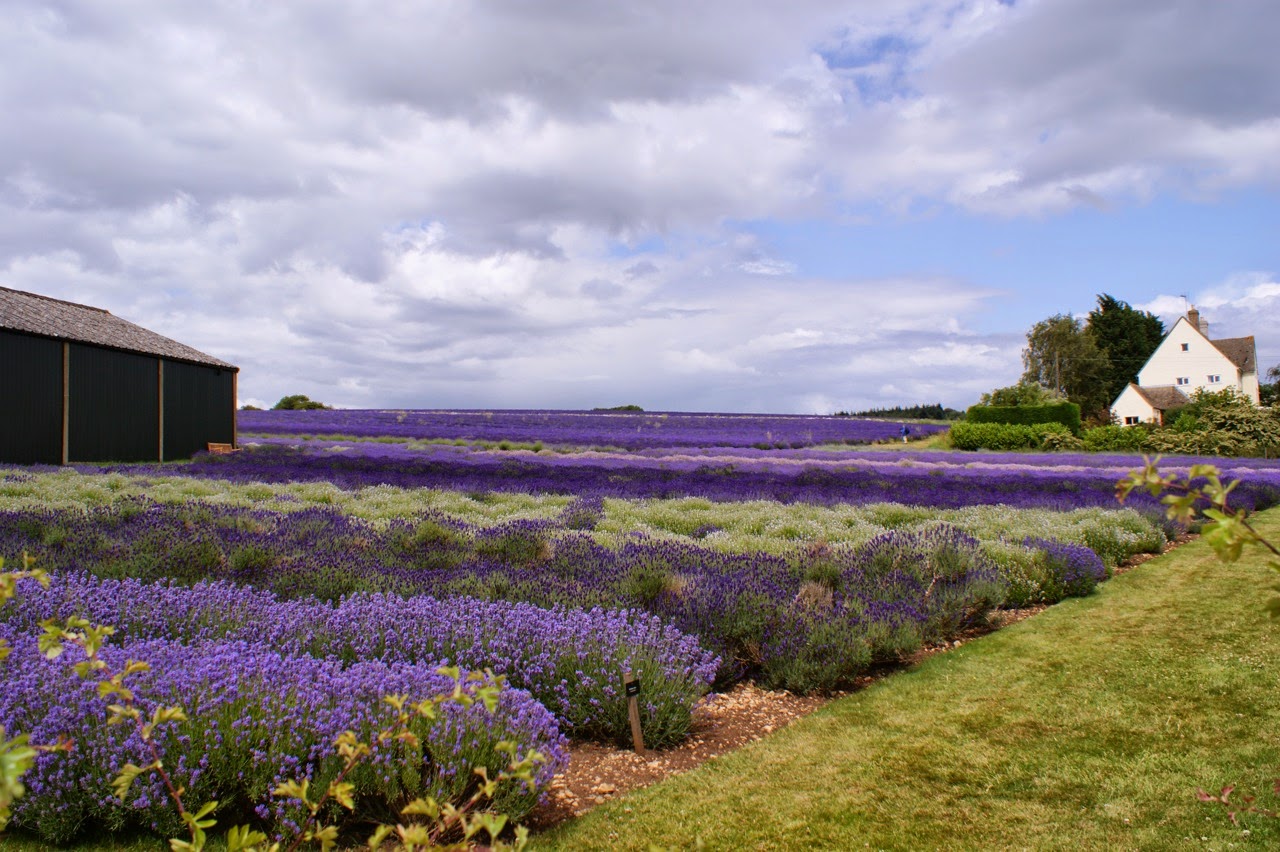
[{"xmin": 1181, "ymin": 343, "xmax": 1189, "ymax": 351}]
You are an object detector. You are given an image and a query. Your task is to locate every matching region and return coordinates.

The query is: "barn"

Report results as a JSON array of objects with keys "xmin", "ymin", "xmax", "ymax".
[{"xmin": 0, "ymin": 286, "xmax": 238, "ymax": 465}]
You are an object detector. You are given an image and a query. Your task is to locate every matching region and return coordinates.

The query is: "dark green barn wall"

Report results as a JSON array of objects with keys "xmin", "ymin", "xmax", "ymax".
[
  {"xmin": 0, "ymin": 330, "xmax": 63, "ymax": 465},
  {"xmin": 162, "ymin": 360, "xmax": 235, "ymax": 460},
  {"xmin": 67, "ymin": 343, "xmax": 160, "ymax": 462}
]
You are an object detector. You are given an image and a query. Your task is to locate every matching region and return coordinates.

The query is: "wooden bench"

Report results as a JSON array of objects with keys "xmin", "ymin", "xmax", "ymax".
[{"xmin": 206, "ymin": 442, "xmax": 241, "ymax": 455}]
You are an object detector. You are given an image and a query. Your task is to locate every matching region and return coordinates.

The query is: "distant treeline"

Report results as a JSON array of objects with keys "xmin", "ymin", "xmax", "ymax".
[{"xmin": 835, "ymin": 403, "xmax": 964, "ymax": 421}]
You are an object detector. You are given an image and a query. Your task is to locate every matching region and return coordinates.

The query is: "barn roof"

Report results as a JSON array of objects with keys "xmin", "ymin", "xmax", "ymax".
[{"xmin": 0, "ymin": 287, "xmax": 237, "ymax": 370}]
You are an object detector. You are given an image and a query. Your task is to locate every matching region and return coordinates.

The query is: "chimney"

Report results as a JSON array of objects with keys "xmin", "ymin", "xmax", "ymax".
[{"xmin": 1187, "ymin": 306, "xmax": 1208, "ymax": 335}]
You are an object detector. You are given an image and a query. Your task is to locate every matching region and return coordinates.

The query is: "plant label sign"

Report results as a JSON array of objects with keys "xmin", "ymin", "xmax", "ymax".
[{"xmin": 623, "ymin": 669, "xmax": 645, "ymax": 753}]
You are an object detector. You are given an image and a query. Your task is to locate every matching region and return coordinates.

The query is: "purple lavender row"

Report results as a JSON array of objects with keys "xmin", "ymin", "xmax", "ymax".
[
  {"xmin": 0, "ymin": 629, "xmax": 566, "ymax": 845},
  {"xmin": 0, "ymin": 503, "xmax": 1033, "ymax": 694},
  {"xmin": 236, "ymin": 408, "xmax": 948, "ymax": 449},
  {"xmin": 2, "ymin": 570, "xmax": 719, "ymax": 748},
  {"xmin": 118, "ymin": 442, "xmax": 1280, "ymax": 511}
]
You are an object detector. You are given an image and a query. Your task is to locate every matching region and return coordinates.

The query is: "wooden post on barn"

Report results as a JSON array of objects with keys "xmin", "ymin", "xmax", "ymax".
[{"xmin": 624, "ymin": 670, "xmax": 645, "ymax": 754}]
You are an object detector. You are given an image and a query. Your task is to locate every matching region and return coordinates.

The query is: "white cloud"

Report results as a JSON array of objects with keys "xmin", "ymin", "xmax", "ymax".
[{"xmin": 2, "ymin": 1, "xmax": 1277, "ymax": 411}]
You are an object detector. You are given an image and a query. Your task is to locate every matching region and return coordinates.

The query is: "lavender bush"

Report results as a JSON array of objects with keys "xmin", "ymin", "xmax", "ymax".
[
  {"xmin": 0, "ymin": 630, "xmax": 566, "ymax": 845},
  {"xmin": 1022, "ymin": 538, "xmax": 1110, "ymax": 601},
  {"xmin": 1, "ymin": 572, "xmax": 718, "ymax": 749}
]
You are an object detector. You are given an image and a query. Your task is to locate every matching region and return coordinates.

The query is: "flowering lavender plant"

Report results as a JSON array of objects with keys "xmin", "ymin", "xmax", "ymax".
[
  {"xmin": 0, "ymin": 629, "xmax": 566, "ymax": 845},
  {"xmin": 1, "ymin": 570, "xmax": 719, "ymax": 748},
  {"xmin": 1023, "ymin": 537, "xmax": 1108, "ymax": 599}
]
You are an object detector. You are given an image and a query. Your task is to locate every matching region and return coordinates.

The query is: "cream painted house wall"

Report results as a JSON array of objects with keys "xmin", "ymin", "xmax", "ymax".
[
  {"xmin": 1134, "ymin": 317, "xmax": 1258, "ymax": 401},
  {"xmin": 1111, "ymin": 384, "xmax": 1158, "ymax": 425}
]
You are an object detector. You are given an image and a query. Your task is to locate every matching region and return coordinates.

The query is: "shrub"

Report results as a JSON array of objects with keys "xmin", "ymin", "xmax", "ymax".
[
  {"xmin": 949, "ymin": 422, "xmax": 1073, "ymax": 451},
  {"xmin": 1038, "ymin": 427, "xmax": 1085, "ymax": 452},
  {"xmin": 1082, "ymin": 424, "xmax": 1150, "ymax": 452},
  {"xmin": 1024, "ymin": 537, "xmax": 1108, "ymax": 598},
  {"xmin": 271, "ymin": 394, "xmax": 331, "ymax": 411},
  {"xmin": 965, "ymin": 401, "xmax": 1082, "ymax": 435}
]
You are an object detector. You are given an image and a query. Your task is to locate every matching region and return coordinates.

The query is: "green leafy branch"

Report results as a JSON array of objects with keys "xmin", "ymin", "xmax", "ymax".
[
  {"xmin": 0, "ymin": 553, "xmax": 66, "ymax": 832},
  {"xmin": 1117, "ymin": 457, "xmax": 1280, "ymax": 826},
  {"xmin": 38, "ymin": 614, "xmax": 247, "ymax": 852},
  {"xmin": 271, "ymin": 669, "xmax": 545, "ymax": 852},
  {"xmin": 1117, "ymin": 456, "xmax": 1280, "ymax": 617}
]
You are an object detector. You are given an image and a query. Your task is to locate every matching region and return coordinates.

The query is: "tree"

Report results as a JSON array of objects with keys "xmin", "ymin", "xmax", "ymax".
[
  {"xmin": 272, "ymin": 394, "xmax": 330, "ymax": 411},
  {"xmin": 979, "ymin": 382, "xmax": 1062, "ymax": 407},
  {"xmin": 1261, "ymin": 365, "xmax": 1280, "ymax": 408},
  {"xmin": 1085, "ymin": 294, "xmax": 1165, "ymax": 407},
  {"xmin": 1021, "ymin": 314, "xmax": 1109, "ymax": 417}
]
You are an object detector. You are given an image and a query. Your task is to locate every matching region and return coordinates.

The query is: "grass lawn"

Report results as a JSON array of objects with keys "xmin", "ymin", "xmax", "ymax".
[{"xmin": 536, "ymin": 508, "xmax": 1280, "ymax": 851}]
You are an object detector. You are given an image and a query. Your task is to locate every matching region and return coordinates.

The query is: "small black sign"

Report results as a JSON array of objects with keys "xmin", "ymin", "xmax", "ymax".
[{"xmin": 625, "ymin": 678, "xmax": 641, "ymax": 697}]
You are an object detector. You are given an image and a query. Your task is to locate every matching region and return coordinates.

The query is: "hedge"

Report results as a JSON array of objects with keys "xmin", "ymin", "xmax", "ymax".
[
  {"xmin": 950, "ymin": 422, "xmax": 1071, "ymax": 451},
  {"xmin": 965, "ymin": 402, "xmax": 1082, "ymax": 435}
]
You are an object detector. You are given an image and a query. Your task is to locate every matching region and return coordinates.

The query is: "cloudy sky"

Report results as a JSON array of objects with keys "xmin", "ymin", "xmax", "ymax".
[{"xmin": 3, "ymin": 0, "xmax": 1279, "ymax": 413}]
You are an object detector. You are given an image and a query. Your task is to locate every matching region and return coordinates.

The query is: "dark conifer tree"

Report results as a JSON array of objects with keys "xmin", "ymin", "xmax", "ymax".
[{"xmin": 1085, "ymin": 294, "xmax": 1165, "ymax": 405}]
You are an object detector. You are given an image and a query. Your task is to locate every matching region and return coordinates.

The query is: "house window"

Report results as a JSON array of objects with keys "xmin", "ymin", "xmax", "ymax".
[
  {"xmin": 1124, "ymin": 416, "xmax": 1140, "ymax": 425},
  {"xmin": 1181, "ymin": 343, "xmax": 1189, "ymax": 351},
  {"xmin": 1176, "ymin": 377, "xmax": 1190, "ymax": 385},
  {"xmin": 1208, "ymin": 374, "xmax": 1221, "ymax": 383}
]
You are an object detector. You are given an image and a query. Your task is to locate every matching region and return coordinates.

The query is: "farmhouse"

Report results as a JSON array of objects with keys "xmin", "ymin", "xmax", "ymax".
[
  {"xmin": 1111, "ymin": 307, "xmax": 1258, "ymax": 426},
  {"xmin": 0, "ymin": 286, "xmax": 238, "ymax": 464}
]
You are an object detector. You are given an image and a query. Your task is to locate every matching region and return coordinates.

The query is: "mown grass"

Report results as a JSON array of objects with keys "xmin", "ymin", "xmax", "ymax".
[{"xmin": 536, "ymin": 508, "xmax": 1280, "ymax": 851}]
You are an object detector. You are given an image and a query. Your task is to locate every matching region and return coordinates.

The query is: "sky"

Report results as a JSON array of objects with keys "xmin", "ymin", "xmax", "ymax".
[{"xmin": 3, "ymin": 0, "xmax": 1279, "ymax": 414}]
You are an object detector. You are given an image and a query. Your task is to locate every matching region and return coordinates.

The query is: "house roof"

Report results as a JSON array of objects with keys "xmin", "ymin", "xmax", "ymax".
[
  {"xmin": 0, "ymin": 286, "xmax": 237, "ymax": 370},
  {"xmin": 1210, "ymin": 336, "xmax": 1256, "ymax": 373},
  {"xmin": 1129, "ymin": 384, "xmax": 1190, "ymax": 411}
]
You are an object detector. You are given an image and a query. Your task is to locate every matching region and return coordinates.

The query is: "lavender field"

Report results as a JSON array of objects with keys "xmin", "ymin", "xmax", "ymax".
[
  {"xmin": 236, "ymin": 407, "xmax": 950, "ymax": 450},
  {"xmin": 4, "ymin": 409, "xmax": 1280, "ymax": 844}
]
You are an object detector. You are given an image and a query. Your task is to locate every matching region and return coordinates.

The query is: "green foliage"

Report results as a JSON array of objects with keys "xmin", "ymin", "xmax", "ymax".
[
  {"xmin": 1261, "ymin": 364, "xmax": 1280, "ymax": 408},
  {"xmin": 949, "ymin": 421, "xmax": 1076, "ymax": 451},
  {"xmin": 1082, "ymin": 424, "xmax": 1151, "ymax": 452},
  {"xmin": 1038, "ymin": 428, "xmax": 1084, "ymax": 452},
  {"xmin": 966, "ymin": 401, "xmax": 1082, "ymax": 435},
  {"xmin": 271, "ymin": 395, "xmax": 331, "ymax": 411},
  {"xmin": 835, "ymin": 403, "xmax": 964, "ymax": 421},
  {"xmin": 1146, "ymin": 388, "xmax": 1280, "ymax": 458},
  {"xmin": 1118, "ymin": 457, "xmax": 1280, "ymax": 616},
  {"xmin": 0, "ymin": 554, "xmax": 48, "ymax": 832},
  {"xmin": 592, "ymin": 404, "xmax": 644, "ymax": 412},
  {"xmin": 1086, "ymin": 294, "xmax": 1165, "ymax": 407},
  {"xmin": 1021, "ymin": 313, "xmax": 1109, "ymax": 416},
  {"xmin": 979, "ymin": 382, "xmax": 1062, "ymax": 407}
]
